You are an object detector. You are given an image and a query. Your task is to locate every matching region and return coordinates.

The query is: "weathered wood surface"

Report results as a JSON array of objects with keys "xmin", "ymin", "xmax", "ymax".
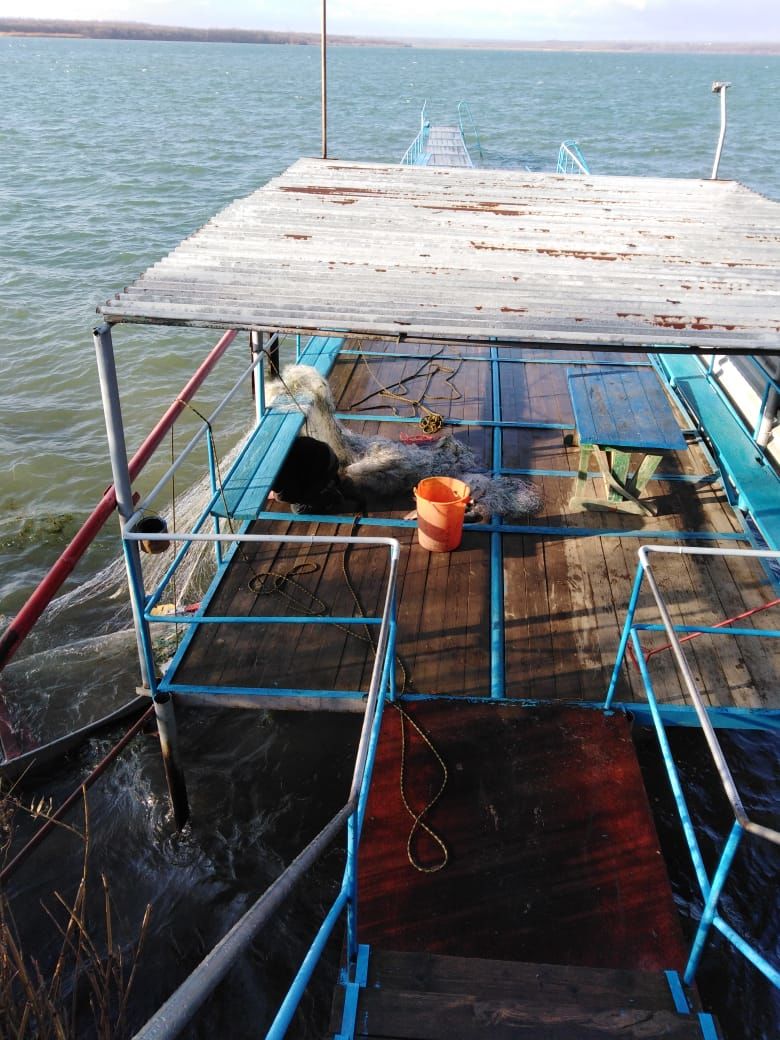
[
  {"xmin": 171, "ymin": 344, "xmax": 780, "ymax": 710},
  {"xmin": 356, "ymin": 703, "xmax": 688, "ymax": 970},
  {"xmin": 345, "ymin": 988, "xmax": 705, "ymax": 1038},
  {"xmin": 99, "ymin": 158, "xmax": 780, "ymax": 354}
]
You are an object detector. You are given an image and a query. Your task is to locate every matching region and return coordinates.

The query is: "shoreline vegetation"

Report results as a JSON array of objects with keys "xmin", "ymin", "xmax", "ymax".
[{"xmin": 1, "ymin": 18, "xmax": 779, "ymax": 54}]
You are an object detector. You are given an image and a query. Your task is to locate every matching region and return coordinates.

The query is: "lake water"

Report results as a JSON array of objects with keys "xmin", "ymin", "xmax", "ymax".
[{"xmin": 1, "ymin": 37, "xmax": 778, "ymax": 1038}]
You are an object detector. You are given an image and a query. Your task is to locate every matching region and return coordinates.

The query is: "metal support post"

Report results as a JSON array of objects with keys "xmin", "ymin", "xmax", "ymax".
[
  {"xmin": 154, "ymin": 692, "xmax": 190, "ymax": 830},
  {"xmin": 93, "ymin": 323, "xmax": 189, "ymax": 830},
  {"xmin": 250, "ymin": 330, "xmax": 265, "ymax": 423},
  {"xmin": 321, "ymin": 0, "xmax": 328, "ymax": 159},
  {"xmin": 490, "ymin": 346, "xmax": 505, "ymax": 698},
  {"xmin": 93, "ymin": 323, "xmax": 152, "ymax": 688}
]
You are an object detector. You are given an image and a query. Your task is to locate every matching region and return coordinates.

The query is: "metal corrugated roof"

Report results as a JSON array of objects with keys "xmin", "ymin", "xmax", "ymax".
[{"xmin": 99, "ymin": 158, "xmax": 780, "ymax": 354}]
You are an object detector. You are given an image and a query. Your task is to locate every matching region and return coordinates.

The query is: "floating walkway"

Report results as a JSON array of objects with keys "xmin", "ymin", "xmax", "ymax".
[{"xmin": 422, "ymin": 125, "xmax": 473, "ymax": 167}]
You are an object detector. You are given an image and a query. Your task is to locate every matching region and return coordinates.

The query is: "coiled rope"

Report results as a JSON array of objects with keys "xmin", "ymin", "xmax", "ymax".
[{"xmin": 352, "ymin": 348, "xmax": 464, "ymax": 436}]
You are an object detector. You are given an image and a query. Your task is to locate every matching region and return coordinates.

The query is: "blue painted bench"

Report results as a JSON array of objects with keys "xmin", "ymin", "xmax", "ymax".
[
  {"xmin": 656, "ymin": 354, "xmax": 780, "ymax": 550},
  {"xmin": 211, "ymin": 336, "xmax": 343, "ymax": 521},
  {"xmin": 567, "ymin": 366, "xmax": 688, "ymax": 516}
]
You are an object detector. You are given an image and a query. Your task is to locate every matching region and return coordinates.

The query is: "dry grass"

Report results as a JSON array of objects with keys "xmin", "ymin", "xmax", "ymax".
[{"xmin": 0, "ymin": 785, "xmax": 151, "ymax": 1039}]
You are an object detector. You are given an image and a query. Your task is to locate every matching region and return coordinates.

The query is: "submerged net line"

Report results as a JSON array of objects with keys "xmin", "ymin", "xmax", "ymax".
[{"xmin": 268, "ymin": 364, "xmax": 543, "ymax": 520}]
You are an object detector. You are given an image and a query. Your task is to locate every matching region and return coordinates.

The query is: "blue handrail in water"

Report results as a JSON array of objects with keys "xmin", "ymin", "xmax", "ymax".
[
  {"xmin": 556, "ymin": 140, "xmax": 590, "ymax": 174},
  {"xmin": 400, "ymin": 100, "xmax": 430, "ymax": 165},
  {"xmin": 457, "ymin": 100, "xmax": 484, "ymax": 162}
]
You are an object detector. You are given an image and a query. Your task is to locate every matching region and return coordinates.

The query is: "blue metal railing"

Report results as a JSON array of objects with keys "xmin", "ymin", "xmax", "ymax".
[
  {"xmin": 400, "ymin": 100, "xmax": 430, "ymax": 165},
  {"xmin": 556, "ymin": 140, "xmax": 590, "ymax": 174},
  {"xmin": 131, "ymin": 544, "xmax": 398, "ymax": 1039},
  {"xmin": 605, "ymin": 545, "xmax": 780, "ymax": 989},
  {"xmin": 457, "ymin": 100, "xmax": 484, "ymax": 162}
]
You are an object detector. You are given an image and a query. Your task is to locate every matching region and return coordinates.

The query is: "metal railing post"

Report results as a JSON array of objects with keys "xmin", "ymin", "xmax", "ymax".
[
  {"xmin": 684, "ymin": 819, "xmax": 744, "ymax": 984},
  {"xmin": 604, "ymin": 563, "xmax": 645, "ymax": 710},
  {"xmin": 710, "ymin": 81, "xmax": 731, "ymax": 180},
  {"xmin": 346, "ymin": 810, "xmax": 359, "ymax": 976},
  {"xmin": 490, "ymin": 346, "xmax": 505, "ymax": 699}
]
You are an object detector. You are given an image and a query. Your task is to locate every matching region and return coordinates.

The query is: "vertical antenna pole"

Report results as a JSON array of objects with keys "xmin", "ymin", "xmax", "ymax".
[
  {"xmin": 710, "ymin": 81, "xmax": 731, "ymax": 180},
  {"xmin": 321, "ymin": 0, "xmax": 328, "ymax": 159}
]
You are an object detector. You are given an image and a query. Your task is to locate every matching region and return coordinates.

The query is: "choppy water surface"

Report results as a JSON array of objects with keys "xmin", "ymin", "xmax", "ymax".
[{"xmin": 1, "ymin": 37, "xmax": 779, "ymax": 1037}]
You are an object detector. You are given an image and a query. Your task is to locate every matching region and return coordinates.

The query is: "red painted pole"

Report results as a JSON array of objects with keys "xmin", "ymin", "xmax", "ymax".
[{"xmin": 0, "ymin": 329, "xmax": 238, "ymax": 672}]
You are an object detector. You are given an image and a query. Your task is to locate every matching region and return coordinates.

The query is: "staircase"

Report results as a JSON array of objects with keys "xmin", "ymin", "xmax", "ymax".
[{"xmin": 332, "ymin": 949, "xmax": 720, "ymax": 1039}]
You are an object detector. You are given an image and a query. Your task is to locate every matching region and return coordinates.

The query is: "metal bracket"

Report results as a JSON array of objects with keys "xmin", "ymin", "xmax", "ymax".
[{"xmin": 334, "ymin": 944, "xmax": 370, "ymax": 1040}]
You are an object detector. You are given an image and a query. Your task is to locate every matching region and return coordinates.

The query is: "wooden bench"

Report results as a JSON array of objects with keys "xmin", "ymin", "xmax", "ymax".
[
  {"xmin": 211, "ymin": 336, "xmax": 343, "ymax": 521},
  {"xmin": 567, "ymin": 367, "xmax": 688, "ymax": 516}
]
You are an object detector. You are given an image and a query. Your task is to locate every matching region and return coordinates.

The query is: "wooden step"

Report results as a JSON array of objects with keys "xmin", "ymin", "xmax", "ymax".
[
  {"xmin": 331, "ymin": 950, "xmax": 715, "ymax": 1039},
  {"xmin": 351, "ymin": 988, "xmax": 705, "ymax": 1038},
  {"xmin": 364, "ymin": 949, "xmax": 692, "ymax": 1013}
]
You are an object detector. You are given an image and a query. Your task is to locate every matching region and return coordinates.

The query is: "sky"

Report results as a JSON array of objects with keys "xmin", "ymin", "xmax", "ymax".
[{"xmin": 4, "ymin": 0, "xmax": 780, "ymax": 43}]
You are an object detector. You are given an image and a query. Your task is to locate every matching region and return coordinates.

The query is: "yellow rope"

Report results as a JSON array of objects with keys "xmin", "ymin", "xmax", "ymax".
[{"xmin": 354, "ymin": 348, "xmax": 463, "ymax": 435}]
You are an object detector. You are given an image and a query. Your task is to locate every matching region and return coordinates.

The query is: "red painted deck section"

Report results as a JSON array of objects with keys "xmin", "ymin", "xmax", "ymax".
[{"xmin": 358, "ymin": 702, "xmax": 687, "ymax": 973}]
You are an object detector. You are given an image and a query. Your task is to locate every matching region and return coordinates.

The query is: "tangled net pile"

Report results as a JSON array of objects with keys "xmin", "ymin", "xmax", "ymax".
[{"xmin": 269, "ymin": 365, "xmax": 543, "ymax": 520}]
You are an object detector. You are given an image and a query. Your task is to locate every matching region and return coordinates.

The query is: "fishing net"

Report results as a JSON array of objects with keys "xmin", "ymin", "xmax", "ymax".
[{"xmin": 268, "ymin": 365, "xmax": 542, "ymax": 519}]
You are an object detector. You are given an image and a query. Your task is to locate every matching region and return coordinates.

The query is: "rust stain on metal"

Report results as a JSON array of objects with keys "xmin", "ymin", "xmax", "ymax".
[
  {"xmin": 501, "ymin": 306, "xmax": 527, "ymax": 313},
  {"xmin": 617, "ymin": 312, "xmax": 643, "ymax": 318},
  {"xmin": 536, "ymin": 248, "xmax": 628, "ymax": 262},
  {"xmin": 416, "ymin": 202, "xmax": 529, "ymax": 217},
  {"xmin": 279, "ymin": 185, "xmax": 381, "ymax": 198},
  {"xmin": 653, "ymin": 314, "xmax": 741, "ymax": 332},
  {"xmin": 471, "ymin": 241, "xmax": 528, "ymax": 253},
  {"xmin": 653, "ymin": 315, "xmax": 688, "ymax": 330}
]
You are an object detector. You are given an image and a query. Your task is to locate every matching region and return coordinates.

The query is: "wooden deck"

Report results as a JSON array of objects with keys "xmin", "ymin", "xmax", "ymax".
[
  {"xmin": 357, "ymin": 702, "xmax": 687, "ymax": 969},
  {"xmin": 172, "ymin": 342, "xmax": 780, "ymax": 713}
]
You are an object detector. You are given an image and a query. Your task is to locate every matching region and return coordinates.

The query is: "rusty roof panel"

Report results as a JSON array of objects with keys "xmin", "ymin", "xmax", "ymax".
[{"xmin": 99, "ymin": 158, "xmax": 780, "ymax": 354}]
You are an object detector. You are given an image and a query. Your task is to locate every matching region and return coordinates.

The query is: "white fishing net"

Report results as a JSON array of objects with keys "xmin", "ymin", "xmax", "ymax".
[{"xmin": 268, "ymin": 365, "xmax": 543, "ymax": 519}]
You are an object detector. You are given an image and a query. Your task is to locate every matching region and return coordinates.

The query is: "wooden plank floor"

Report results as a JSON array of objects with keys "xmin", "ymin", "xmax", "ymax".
[
  {"xmin": 356, "ymin": 701, "xmax": 688, "ymax": 972},
  {"xmin": 172, "ymin": 342, "xmax": 780, "ymax": 711}
]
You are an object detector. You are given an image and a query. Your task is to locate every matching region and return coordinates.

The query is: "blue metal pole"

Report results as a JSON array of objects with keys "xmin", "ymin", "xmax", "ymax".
[
  {"xmin": 604, "ymin": 563, "xmax": 645, "ymax": 710},
  {"xmin": 684, "ymin": 819, "xmax": 744, "ymax": 984},
  {"xmin": 631, "ymin": 631, "xmax": 711, "ymax": 897},
  {"xmin": 265, "ymin": 887, "xmax": 349, "ymax": 1040},
  {"xmin": 205, "ymin": 428, "xmax": 223, "ymax": 568},
  {"xmin": 346, "ymin": 811, "xmax": 359, "ymax": 975},
  {"xmin": 490, "ymin": 345, "xmax": 505, "ymax": 699},
  {"xmin": 713, "ymin": 914, "xmax": 780, "ymax": 988}
]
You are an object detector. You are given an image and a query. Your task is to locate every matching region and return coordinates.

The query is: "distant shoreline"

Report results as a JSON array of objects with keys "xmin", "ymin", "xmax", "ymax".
[{"xmin": 1, "ymin": 18, "xmax": 779, "ymax": 54}]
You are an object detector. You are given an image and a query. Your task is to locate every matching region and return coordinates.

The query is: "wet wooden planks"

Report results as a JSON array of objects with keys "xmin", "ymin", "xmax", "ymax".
[
  {"xmin": 170, "ymin": 343, "xmax": 780, "ymax": 711},
  {"xmin": 357, "ymin": 701, "xmax": 689, "ymax": 972}
]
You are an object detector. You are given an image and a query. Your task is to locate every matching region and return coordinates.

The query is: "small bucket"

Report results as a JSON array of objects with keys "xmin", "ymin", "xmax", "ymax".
[
  {"xmin": 413, "ymin": 477, "xmax": 471, "ymax": 553},
  {"xmin": 136, "ymin": 515, "xmax": 170, "ymax": 555}
]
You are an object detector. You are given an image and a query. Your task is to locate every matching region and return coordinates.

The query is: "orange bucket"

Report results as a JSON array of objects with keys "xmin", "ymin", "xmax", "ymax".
[{"xmin": 413, "ymin": 477, "xmax": 471, "ymax": 552}]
